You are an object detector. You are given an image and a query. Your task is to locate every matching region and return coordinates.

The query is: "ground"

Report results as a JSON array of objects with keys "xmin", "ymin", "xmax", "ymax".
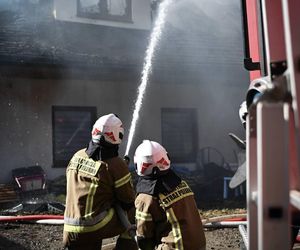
[
  {"xmin": 0, "ymin": 203, "xmax": 247, "ymax": 250},
  {"xmin": 0, "ymin": 184, "xmax": 296, "ymax": 250},
  {"xmin": 0, "ymin": 223, "xmax": 244, "ymax": 250},
  {"xmin": 1, "ymin": 203, "xmax": 299, "ymax": 250},
  {"xmin": 0, "ymin": 174, "xmax": 249, "ymax": 249}
]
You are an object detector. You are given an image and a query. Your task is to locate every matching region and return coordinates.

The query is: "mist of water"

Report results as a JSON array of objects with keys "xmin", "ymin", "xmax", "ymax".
[{"xmin": 125, "ymin": 0, "xmax": 174, "ymax": 156}]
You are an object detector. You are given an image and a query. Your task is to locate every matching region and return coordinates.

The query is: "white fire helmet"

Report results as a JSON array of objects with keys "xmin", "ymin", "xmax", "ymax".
[
  {"xmin": 246, "ymin": 77, "xmax": 271, "ymax": 108},
  {"xmin": 239, "ymin": 101, "xmax": 248, "ymax": 127},
  {"xmin": 91, "ymin": 114, "xmax": 124, "ymax": 144},
  {"xmin": 134, "ymin": 140, "xmax": 171, "ymax": 176}
]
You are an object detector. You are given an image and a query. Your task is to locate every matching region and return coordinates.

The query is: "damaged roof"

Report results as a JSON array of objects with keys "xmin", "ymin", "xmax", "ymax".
[{"xmin": 0, "ymin": 0, "xmax": 148, "ymax": 69}]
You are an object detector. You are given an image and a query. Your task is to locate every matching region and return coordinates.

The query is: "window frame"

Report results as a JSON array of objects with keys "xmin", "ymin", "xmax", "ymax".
[
  {"xmin": 52, "ymin": 106, "xmax": 97, "ymax": 168},
  {"xmin": 161, "ymin": 108, "xmax": 198, "ymax": 163},
  {"xmin": 77, "ymin": 0, "xmax": 133, "ymax": 23}
]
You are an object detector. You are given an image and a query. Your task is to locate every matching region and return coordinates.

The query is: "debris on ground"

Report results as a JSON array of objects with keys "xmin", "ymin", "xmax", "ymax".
[{"xmin": 0, "ymin": 184, "xmax": 19, "ymax": 204}]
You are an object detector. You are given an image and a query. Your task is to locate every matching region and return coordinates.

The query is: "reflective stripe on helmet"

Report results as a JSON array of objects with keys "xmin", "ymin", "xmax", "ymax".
[
  {"xmin": 157, "ymin": 157, "xmax": 169, "ymax": 166},
  {"xmin": 140, "ymin": 162, "xmax": 152, "ymax": 175},
  {"xmin": 104, "ymin": 131, "xmax": 116, "ymax": 142}
]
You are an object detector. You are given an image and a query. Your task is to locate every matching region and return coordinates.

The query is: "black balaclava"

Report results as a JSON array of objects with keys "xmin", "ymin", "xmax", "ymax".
[
  {"xmin": 85, "ymin": 135, "xmax": 119, "ymax": 161},
  {"xmin": 136, "ymin": 169, "xmax": 181, "ymax": 196}
]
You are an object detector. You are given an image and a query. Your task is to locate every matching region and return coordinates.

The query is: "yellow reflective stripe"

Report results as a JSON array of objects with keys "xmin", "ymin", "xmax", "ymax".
[
  {"xmin": 114, "ymin": 173, "xmax": 131, "ymax": 188},
  {"xmin": 64, "ymin": 208, "xmax": 114, "ymax": 233},
  {"xmin": 135, "ymin": 210, "xmax": 153, "ymax": 221},
  {"xmin": 161, "ymin": 192, "xmax": 193, "ymax": 208},
  {"xmin": 167, "ymin": 208, "xmax": 184, "ymax": 250},
  {"xmin": 84, "ymin": 178, "xmax": 98, "ymax": 219},
  {"xmin": 159, "ymin": 181, "xmax": 194, "ymax": 208}
]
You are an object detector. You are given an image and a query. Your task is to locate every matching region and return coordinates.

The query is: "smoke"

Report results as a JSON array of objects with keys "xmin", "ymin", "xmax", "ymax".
[
  {"xmin": 143, "ymin": 0, "xmax": 249, "ymax": 165},
  {"xmin": 0, "ymin": 0, "xmax": 250, "ymax": 166}
]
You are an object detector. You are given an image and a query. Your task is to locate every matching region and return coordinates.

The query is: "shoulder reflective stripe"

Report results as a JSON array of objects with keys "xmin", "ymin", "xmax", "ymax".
[
  {"xmin": 68, "ymin": 155, "xmax": 101, "ymax": 176},
  {"xmin": 160, "ymin": 193, "xmax": 193, "ymax": 208},
  {"xmin": 135, "ymin": 210, "xmax": 153, "ymax": 221},
  {"xmin": 167, "ymin": 208, "xmax": 184, "ymax": 250},
  {"xmin": 64, "ymin": 208, "xmax": 114, "ymax": 233},
  {"xmin": 114, "ymin": 173, "xmax": 132, "ymax": 188},
  {"xmin": 158, "ymin": 181, "xmax": 194, "ymax": 208},
  {"xmin": 84, "ymin": 178, "xmax": 98, "ymax": 219}
]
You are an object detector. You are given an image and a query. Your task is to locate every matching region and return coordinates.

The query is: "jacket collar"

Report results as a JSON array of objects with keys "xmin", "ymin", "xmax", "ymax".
[
  {"xmin": 85, "ymin": 140, "xmax": 119, "ymax": 161},
  {"xmin": 136, "ymin": 169, "xmax": 181, "ymax": 196}
]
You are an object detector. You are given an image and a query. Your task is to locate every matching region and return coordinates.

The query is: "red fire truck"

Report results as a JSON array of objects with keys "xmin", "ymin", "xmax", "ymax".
[{"xmin": 238, "ymin": 0, "xmax": 300, "ymax": 249}]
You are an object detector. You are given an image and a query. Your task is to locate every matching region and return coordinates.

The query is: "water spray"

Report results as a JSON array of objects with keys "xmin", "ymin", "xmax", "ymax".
[{"xmin": 125, "ymin": 0, "xmax": 174, "ymax": 156}]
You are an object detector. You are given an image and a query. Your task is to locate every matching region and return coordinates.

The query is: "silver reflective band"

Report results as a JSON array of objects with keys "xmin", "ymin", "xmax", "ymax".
[{"xmin": 64, "ymin": 210, "xmax": 108, "ymax": 226}]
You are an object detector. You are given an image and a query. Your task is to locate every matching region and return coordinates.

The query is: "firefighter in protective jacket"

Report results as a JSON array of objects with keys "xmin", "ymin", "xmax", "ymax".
[
  {"xmin": 134, "ymin": 140, "xmax": 206, "ymax": 250},
  {"xmin": 63, "ymin": 114, "xmax": 138, "ymax": 250}
]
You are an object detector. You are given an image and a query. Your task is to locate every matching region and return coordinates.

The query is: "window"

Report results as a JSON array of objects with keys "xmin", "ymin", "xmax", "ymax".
[
  {"xmin": 77, "ymin": 0, "xmax": 132, "ymax": 23},
  {"xmin": 161, "ymin": 108, "xmax": 198, "ymax": 163},
  {"xmin": 52, "ymin": 106, "xmax": 97, "ymax": 168}
]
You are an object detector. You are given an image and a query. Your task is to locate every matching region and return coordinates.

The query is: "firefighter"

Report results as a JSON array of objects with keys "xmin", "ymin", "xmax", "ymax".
[
  {"xmin": 63, "ymin": 113, "xmax": 138, "ymax": 250},
  {"xmin": 133, "ymin": 140, "xmax": 206, "ymax": 250}
]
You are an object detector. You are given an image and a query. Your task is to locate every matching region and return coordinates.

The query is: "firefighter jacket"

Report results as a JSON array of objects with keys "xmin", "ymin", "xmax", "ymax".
[
  {"xmin": 63, "ymin": 148, "xmax": 135, "ymax": 233},
  {"xmin": 135, "ymin": 171, "xmax": 206, "ymax": 250}
]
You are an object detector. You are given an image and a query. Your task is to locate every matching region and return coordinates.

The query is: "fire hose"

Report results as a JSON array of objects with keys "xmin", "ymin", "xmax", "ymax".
[
  {"xmin": 201, "ymin": 213, "xmax": 247, "ymax": 228},
  {"xmin": 0, "ymin": 214, "xmax": 63, "ymax": 222},
  {"xmin": 0, "ymin": 205, "xmax": 136, "ymax": 237},
  {"xmin": 0, "ymin": 205, "xmax": 135, "ymax": 233},
  {"xmin": 201, "ymin": 213, "xmax": 247, "ymax": 225},
  {"xmin": 0, "ymin": 213, "xmax": 247, "ymax": 227}
]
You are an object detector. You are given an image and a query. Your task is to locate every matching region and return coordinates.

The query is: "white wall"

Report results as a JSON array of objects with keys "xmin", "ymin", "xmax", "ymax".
[{"xmin": 54, "ymin": 0, "xmax": 152, "ymax": 30}]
